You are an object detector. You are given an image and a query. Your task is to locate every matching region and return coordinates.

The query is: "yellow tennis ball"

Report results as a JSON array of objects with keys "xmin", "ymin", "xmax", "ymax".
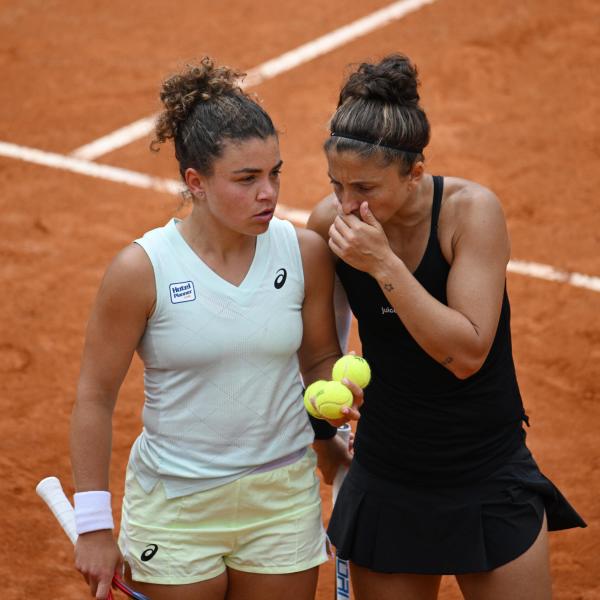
[
  {"xmin": 315, "ymin": 381, "xmax": 353, "ymax": 420},
  {"xmin": 304, "ymin": 380, "xmax": 328, "ymax": 418},
  {"xmin": 332, "ymin": 354, "xmax": 371, "ymax": 388}
]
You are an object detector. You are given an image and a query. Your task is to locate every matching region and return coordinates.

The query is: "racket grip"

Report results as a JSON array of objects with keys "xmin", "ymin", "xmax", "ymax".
[
  {"xmin": 332, "ymin": 424, "xmax": 351, "ymax": 502},
  {"xmin": 35, "ymin": 477, "xmax": 150, "ymax": 600},
  {"xmin": 336, "ymin": 423, "xmax": 352, "ymax": 444},
  {"xmin": 36, "ymin": 476, "xmax": 78, "ymax": 544}
]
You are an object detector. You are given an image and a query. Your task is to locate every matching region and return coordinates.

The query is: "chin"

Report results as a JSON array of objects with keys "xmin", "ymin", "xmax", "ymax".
[{"xmin": 246, "ymin": 220, "xmax": 271, "ymax": 235}]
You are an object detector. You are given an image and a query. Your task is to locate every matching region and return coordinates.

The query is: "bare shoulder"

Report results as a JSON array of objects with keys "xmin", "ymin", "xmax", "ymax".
[
  {"xmin": 97, "ymin": 242, "xmax": 155, "ymax": 313},
  {"xmin": 306, "ymin": 193, "xmax": 338, "ymax": 241},
  {"xmin": 105, "ymin": 242, "xmax": 154, "ymax": 283},
  {"xmin": 295, "ymin": 226, "xmax": 330, "ymax": 263},
  {"xmin": 439, "ymin": 177, "xmax": 509, "ymax": 262},
  {"xmin": 442, "ymin": 177, "xmax": 506, "ymax": 221}
]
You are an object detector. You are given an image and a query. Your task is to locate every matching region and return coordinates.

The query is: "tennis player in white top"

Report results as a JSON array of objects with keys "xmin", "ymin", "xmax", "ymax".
[{"xmin": 70, "ymin": 57, "xmax": 361, "ymax": 600}]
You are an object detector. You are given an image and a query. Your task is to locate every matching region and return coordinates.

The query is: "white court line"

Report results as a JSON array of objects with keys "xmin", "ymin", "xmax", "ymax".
[
  {"xmin": 242, "ymin": 0, "xmax": 438, "ymax": 85},
  {"xmin": 0, "ymin": 141, "xmax": 303, "ymax": 223},
  {"xmin": 71, "ymin": 116, "xmax": 157, "ymax": 161},
  {"xmin": 0, "ymin": 141, "xmax": 182, "ymax": 195},
  {"xmin": 507, "ymin": 260, "xmax": 600, "ymax": 293},
  {"xmin": 70, "ymin": 0, "xmax": 437, "ymax": 160},
  {"xmin": 2, "ymin": 141, "xmax": 599, "ymax": 293}
]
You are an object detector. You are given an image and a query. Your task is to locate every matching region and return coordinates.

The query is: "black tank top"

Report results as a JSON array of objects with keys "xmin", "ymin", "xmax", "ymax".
[{"xmin": 336, "ymin": 176, "xmax": 527, "ymax": 486}]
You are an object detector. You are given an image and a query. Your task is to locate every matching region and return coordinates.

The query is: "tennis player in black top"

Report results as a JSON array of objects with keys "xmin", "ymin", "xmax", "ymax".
[{"xmin": 308, "ymin": 54, "xmax": 585, "ymax": 600}]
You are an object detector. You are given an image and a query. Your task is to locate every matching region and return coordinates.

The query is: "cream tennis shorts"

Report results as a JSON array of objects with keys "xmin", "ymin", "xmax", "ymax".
[{"xmin": 118, "ymin": 449, "xmax": 328, "ymax": 584}]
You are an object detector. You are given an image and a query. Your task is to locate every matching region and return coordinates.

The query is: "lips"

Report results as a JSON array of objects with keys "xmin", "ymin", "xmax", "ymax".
[{"xmin": 253, "ymin": 208, "xmax": 275, "ymax": 221}]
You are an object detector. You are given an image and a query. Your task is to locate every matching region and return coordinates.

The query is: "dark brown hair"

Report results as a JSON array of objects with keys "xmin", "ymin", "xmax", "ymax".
[
  {"xmin": 152, "ymin": 57, "xmax": 276, "ymax": 177},
  {"xmin": 325, "ymin": 54, "xmax": 430, "ymax": 174}
]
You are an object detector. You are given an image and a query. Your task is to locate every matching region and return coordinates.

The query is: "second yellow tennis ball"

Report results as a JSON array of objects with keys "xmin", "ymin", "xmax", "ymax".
[
  {"xmin": 304, "ymin": 380, "xmax": 328, "ymax": 418},
  {"xmin": 332, "ymin": 354, "xmax": 371, "ymax": 388},
  {"xmin": 315, "ymin": 381, "xmax": 353, "ymax": 419}
]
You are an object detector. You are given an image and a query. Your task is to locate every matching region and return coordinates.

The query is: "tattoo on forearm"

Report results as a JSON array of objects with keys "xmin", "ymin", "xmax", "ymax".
[
  {"xmin": 441, "ymin": 356, "xmax": 453, "ymax": 365},
  {"xmin": 383, "ymin": 283, "xmax": 394, "ymax": 291}
]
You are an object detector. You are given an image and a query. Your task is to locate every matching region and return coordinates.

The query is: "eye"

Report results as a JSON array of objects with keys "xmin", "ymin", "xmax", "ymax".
[
  {"xmin": 355, "ymin": 185, "xmax": 373, "ymax": 193},
  {"xmin": 270, "ymin": 169, "xmax": 282, "ymax": 179},
  {"xmin": 239, "ymin": 175, "xmax": 256, "ymax": 183}
]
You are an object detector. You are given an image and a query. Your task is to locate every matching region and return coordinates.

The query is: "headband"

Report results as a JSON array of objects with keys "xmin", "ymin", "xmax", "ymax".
[{"xmin": 330, "ymin": 132, "xmax": 421, "ymax": 154}]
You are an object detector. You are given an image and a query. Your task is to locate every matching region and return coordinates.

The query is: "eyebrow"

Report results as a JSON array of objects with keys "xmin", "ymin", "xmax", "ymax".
[
  {"xmin": 328, "ymin": 173, "xmax": 377, "ymax": 185},
  {"xmin": 233, "ymin": 160, "xmax": 283, "ymax": 174}
]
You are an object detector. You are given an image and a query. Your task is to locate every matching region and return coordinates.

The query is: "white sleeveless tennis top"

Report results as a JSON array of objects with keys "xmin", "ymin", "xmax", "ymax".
[{"xmin": 128, "ymin": 217, "xmax": 313, "ymax": 498}]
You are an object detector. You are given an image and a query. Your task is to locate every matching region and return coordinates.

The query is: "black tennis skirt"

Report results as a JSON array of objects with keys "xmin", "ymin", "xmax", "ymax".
[{"xmin": 327, "ymin": 444, "xmax": 586, "ymax": 574}]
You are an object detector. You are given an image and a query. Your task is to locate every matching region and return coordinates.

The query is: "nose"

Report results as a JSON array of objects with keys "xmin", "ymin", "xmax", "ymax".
[
  {"xmin": 257, "ymin": 178, "xmax": 278, "ymax": 202},
  {"xmin": 336, "ymin": 189, "xmax": 361, "ymax": 215}
]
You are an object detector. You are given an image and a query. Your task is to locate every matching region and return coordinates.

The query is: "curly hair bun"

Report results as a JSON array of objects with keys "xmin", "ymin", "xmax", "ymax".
[
  {"xmin": 150, "ymin": 56, "xmax": 276, "ymax": 178},
  {"xmin": 153, "ymin": 57, "xmax": 246, "ymax": 147},
  {"xmin": 339, "ymin": 54, "xmax": 420, "ymax": 107}
]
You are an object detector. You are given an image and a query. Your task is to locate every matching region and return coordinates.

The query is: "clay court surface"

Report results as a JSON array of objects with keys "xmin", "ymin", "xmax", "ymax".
[{"xmin": 1, "ymin": 0, "xmax": 599, "ymax": 598}]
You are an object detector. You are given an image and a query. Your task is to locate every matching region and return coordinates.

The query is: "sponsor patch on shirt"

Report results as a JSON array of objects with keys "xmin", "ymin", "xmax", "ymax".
[{"xmin": 169, "ymin": 281, "xmax": 196, "ymax": 304}]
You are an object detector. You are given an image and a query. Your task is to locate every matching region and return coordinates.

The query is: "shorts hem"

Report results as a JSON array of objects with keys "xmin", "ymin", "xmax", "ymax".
[{"xmin": 226, "ymin": 554, "xmax": 329, "ymax": 575}]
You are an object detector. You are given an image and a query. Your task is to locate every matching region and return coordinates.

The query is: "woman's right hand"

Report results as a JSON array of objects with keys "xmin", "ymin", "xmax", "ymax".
[{"xmin": 75, "ymin": 529, "xmax": 122, "ymax": 599}]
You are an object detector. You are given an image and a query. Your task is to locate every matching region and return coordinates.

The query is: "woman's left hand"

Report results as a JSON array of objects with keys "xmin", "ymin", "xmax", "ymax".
[
  {"xmin": 328, "ymin": 201, "xmax": 393, "ymax": 275},
  {"xmin": 307, "ymin": 377, "xmax": 363, "ymax": 428}
]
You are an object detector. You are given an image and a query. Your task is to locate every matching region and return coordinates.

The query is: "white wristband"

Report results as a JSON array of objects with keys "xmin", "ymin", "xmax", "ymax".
[{"xmin": 74, "ymin": 491, "xmax": 114, "ymax": 535}]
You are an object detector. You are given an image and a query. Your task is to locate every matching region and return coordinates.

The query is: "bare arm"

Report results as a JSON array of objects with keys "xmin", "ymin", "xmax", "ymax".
[
  {"xmin": 307, "ymin": 195, "xmax": 353, "ymax": 352},
  {"xmin": 296, "ymin": 226, "xmax": 360, "ymax": 482},
  {"xmin": 296, "ymin": 227, "xmax": 345, "ymax": 390},
  {"xmin": 328, "ymin": 188, "xmax": 510, "ymax": 379},
  {"xmin": 71, "ymin": 243, "xmax": 154, "ymax": 490},
  {"xmin": 70, "ymin": 242, "xmax": 154, "ymax": 599}
]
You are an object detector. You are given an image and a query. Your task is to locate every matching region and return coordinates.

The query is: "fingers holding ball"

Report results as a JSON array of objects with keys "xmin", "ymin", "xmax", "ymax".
[
  {"xmin": 332, "ymin": 354, "xmax": 371, "ymax": 389},
  {"xmin": 304, "ymin": 354, "xmax": 371, "ymax": 420},
  {"xmin": 312, "ymin": 381, "xmax": 353, "ymax": 419},
  {"xmin": 304, "ymin": 380, "xmax": 328, "ymax": 418}
]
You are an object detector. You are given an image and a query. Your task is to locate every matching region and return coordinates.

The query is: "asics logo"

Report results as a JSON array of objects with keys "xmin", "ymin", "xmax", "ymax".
[
  {"xmin": 140, "ymin": 544, "xmax": 158, "ymax": 562},
  {"xmin": 274, "ymin": 268, "xmax": 287, "ymax": 289}
]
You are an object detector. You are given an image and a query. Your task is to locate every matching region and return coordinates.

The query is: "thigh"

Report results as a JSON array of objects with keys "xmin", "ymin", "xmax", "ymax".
[
  {"xmin": 456, "ymin": 513, "xmax": 551, "ymax": 600},
  {"xmin": 225, "ymin": 566, "xmax": 319, "ymax": 600},
  {"xmin": 350, "ymin": 563, "xmax": 442, "ymax": 600},
  {"xmin": 124, "ymin": 564, "xmax": 228, "ymax": 600}
]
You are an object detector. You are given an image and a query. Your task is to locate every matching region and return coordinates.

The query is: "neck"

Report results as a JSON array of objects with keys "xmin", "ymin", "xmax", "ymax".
[{"xmin": 178, "ymin": 205, "xmax": 255, "ymax": 261}]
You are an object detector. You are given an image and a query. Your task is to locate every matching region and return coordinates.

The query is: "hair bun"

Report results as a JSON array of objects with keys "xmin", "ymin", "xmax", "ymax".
[
  {"xmin": 154, "ymin": 57, "xmax": 245, "ymax": 145},
  {"xmin": 339, "ymin": 54, "xmax": 420, "ymax": 107}
]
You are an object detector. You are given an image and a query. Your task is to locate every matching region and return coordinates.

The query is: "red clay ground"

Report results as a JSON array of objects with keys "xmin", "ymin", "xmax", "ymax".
[{"xmin": 1, "ymin": 1, "xmax": 598, "ymax": 598}]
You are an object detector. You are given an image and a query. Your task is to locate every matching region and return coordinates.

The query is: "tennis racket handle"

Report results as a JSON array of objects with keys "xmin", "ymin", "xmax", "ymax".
[
  {"xmin": 332, "ymin": 466, "xmax": 348, "ymax": 502},
  {"xmin": 36, "ymin": 476, "xmax": 78, "ymax": 544},
  {"xmin": 336, "ymin": 423, "xmax": 351, "ymax": 444},
  {"xmin": 332, "ymin": 424, "xmax": 351, "ymax": 501}
]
